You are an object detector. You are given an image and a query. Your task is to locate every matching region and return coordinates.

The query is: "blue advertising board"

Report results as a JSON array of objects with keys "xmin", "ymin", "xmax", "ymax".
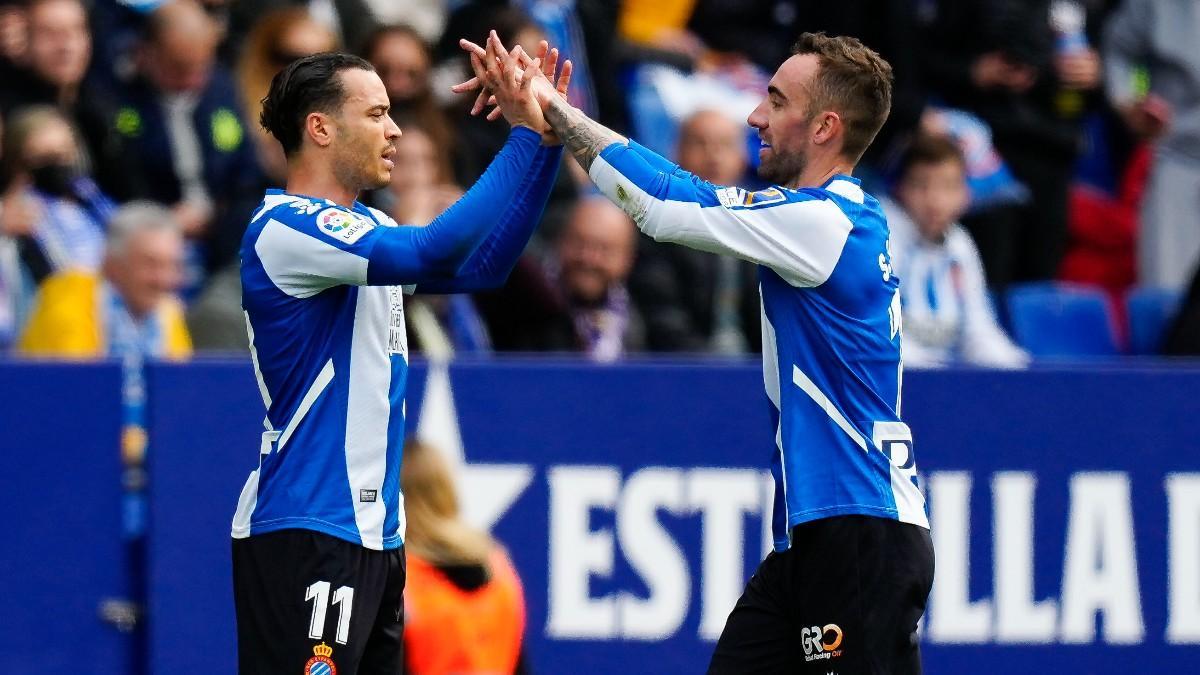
[
  {"xmin": 4, "ymin": 358, "xmax": 1200, "ymax": 673},
  {"xmin": 0, "ymin": 362, "xmax": 131, "ymax": 675},
  {"xmin": 141, "ymin": 359, "xmax": 1200, "ymax": 674}
]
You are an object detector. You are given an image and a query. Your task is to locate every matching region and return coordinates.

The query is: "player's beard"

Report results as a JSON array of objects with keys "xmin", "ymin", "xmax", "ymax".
[
  {"xmin": 332, "ymin": 136, "xmax": 391, "ymax": 192},
  {"xmin": 757, "ymin": 146, "xmax": 807, "ymax": 187}
]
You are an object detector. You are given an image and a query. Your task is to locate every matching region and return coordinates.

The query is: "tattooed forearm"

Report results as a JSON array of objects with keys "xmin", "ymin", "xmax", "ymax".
[{"xmin": 544, "ymin": 96, "xmax": 626, "ymax": 172}]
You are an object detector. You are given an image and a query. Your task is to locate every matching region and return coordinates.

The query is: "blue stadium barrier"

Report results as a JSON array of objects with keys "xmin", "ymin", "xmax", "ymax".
[
  {"xmin": 1127, "ymin": 286, "xmax": 1182, "ymax": 355},
  {"xmin": 1007, "ymin": 282, "xmax": 1120, "ymax": 357},
  {"xmin": 5, "ymin": 358, "xmax": 1200, "ymax": 673},
  {"xmin": 0, "ymin": 362, "xmax": 132, "ymax": 675}
]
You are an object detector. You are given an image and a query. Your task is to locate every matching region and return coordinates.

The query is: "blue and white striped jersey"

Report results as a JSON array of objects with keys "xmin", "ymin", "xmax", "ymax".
[
  {"xmin": 232, "ymin": 127, "xmax": 558, "ymax": 550},
  {"xmin": 590, "ymin": 140, "xmax": 928, "ymax": 551}
]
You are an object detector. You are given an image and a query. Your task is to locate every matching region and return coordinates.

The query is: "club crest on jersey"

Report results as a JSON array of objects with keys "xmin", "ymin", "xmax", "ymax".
[
  {"xmin": 317, "ymin": 208, "xmax": 373, "ymax": 244},
  {"xmin": 304, "ymin": 642, "xmax": 337, "ymax": 675}
]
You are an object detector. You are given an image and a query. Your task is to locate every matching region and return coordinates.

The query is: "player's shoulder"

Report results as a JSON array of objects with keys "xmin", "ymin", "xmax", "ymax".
[{"xmin": 247, "ymin": 191, "xmax": 380, "ymax": 248}]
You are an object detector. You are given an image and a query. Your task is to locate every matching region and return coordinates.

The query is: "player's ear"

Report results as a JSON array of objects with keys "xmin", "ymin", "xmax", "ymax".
[
  {"xmin": 812, "ymin": 111, "xmax": 840, "ymax": 147},
  {"xmin": 305, "ymin": 111, "xmax": 335, "ymax": 148}
]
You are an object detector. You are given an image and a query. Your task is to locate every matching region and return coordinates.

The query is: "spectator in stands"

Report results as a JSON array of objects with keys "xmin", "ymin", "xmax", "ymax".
[
  {"xmin": 478, "ymin": 196, "xmax": 643, "ymax": 361},
  {"xmin": 0, "ymin": 0, "xmax": 135, "ymax": 200},
  {"xmin": 1104, "ymin": 0, "xmax": 1200, "ymax": 292},
  {"xmin": 918, "ymin": 0, "xmax": 1106, "ymax": 288},
  {"xmin": 400, "ymin": 437, "xmax": 528, "ymax": 675},
  {"xmin": 886, "ymin": 133, "xmax": 1029, "ymax": 368},
  {"xmin": 379, "ymin": 125, "xmax": 462, "ymax": 227},
  {"xmin": 1, "ymin": 106, "xmax": 113, "ymax": 284},
  {"xmin": 18, "ymin": 201, "xmax": 191, "ymax": 359},
  {"xmin": 113, "ymin": 0, "xmax": 263, "ymax": 278},
  {"xmin": 236, "ymin": 8, "xmax": 338, "ymax": 184},
  {"xmin": 628, "ymin": 109, "xmax": 760, "ymax": 353},
  {"xmin": 224, "ymin": 0, "xmax": 377, "ymax": 62},
  {"xmin": 361, "ymin": 24, "xmax": 457, "ymax": 173}
]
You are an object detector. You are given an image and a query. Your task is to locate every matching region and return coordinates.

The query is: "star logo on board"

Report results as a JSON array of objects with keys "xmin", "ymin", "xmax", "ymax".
[{"xmin": 416, "ymin": 361, "xmax": 533, "ymax": 530}]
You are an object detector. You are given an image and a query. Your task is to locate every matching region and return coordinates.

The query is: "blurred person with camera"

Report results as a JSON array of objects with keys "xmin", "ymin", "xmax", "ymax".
[
  {"xmin": 885, "ymin": 133, "xmax": 1029, "ymax": 368},
  {"xmin": 18, "ymin": 200, "xmax": 190, "ymax": 359},
  {"xmin": 400, "ymin": 438, "xmax": 529, "ymax": 675},
  {"xmin": 628, "ymin": 109, "xmax": 760, "ymax": 354}
]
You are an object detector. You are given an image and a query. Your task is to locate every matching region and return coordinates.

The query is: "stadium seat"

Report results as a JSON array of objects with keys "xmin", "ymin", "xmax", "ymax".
[
  {"xmin": 1126, "ymin": 287, "xmax": 1182, "ymax": 355},
  {"xmin": 1006, "ymin": 282, "xmax": 1119, "ymax": 357}
]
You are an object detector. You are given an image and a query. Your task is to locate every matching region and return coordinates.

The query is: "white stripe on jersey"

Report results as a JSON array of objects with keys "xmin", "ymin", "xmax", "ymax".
[
  {"xmin": 255, "ymin": 218, "xmax": 368, "ymax": 299},
  {"xmin": 825, "ymin": 178, "xmax": 865, "ymax": 204},
  {"xmin": 589, "ymin": 155, "xmax": 854, "ymax": 288},
  {"xmin": 277, "ymin": 359, "xmax": 335, "ymax": 452},
  {"xmin": 872, "ymin": 422, "xmax": 929, "ymax": 528},
  {"xmin": 250, "ymin": 193, "xmax": 304, "ymax": 224},
  {"xmin": 231, "ymin": 468, "xmax": 259, "ymax": 538},
  {"xmin": 345, "ymin": 287, "xmax": 393, "ymax": 549},
  {"xmin": 245, "ymin": 311, "xmax": 273, "ymax": 430},
  {"xmin": 761, "ymin": 299, "xmax": 789, "ymax": 547},
  {"xmin": 791, "ymin": 364, "xmax": 868, "ymax": 452}
]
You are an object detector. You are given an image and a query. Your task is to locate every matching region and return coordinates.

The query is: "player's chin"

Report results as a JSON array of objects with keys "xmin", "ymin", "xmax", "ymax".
[{"xmin": 368, "ymin": 168, "xmax": 393, "ymax": 189}]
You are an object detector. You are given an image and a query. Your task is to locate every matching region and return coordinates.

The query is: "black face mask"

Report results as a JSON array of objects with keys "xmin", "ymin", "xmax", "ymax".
[{"xmin": 28, "ymin": 163, "xmax": 81, "ymax": 197}]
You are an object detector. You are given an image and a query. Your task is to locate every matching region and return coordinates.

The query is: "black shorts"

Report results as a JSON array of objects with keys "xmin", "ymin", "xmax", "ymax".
[
  {"xmin": 707, "ymin": 515, "xmax": 934, "ymax": 675},
  {"xmin": 232, "ymin": 529, "xmax": 406, "ymax": 675}
]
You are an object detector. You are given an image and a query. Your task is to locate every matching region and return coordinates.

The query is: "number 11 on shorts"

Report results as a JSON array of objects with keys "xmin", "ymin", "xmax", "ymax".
[{"xmin": 306, "ymin": 581, "xmax": 355, "ymax": 644}]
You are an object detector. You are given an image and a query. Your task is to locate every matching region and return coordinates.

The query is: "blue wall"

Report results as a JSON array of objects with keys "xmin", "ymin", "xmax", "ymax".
[{"xmin": 3, "ymin": 359, "xmax": 1200, "ymax": 673}]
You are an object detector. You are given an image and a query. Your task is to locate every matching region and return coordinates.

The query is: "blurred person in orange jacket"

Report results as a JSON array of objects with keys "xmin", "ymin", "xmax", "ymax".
[{"xmin": 400, "ymin": 438, "xmax": 528, "ymax": 675}]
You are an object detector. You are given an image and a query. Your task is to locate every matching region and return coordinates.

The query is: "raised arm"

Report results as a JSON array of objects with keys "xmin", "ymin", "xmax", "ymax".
[
  {"xmin": 456, "ymin": 33, "xmax": 853, "ymax": 287},
  {"xmin": 417, "ymin": 143, "xmax": 563, "ymax": 293},
  {"xmin": 366, "ymin": 126, "xmax": 542, "ymax": 285}
]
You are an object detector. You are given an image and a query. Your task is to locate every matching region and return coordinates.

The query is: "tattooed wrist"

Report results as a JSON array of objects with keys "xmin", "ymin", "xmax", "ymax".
[{"xmin": 544, "ymin": 97, "xmax": 624, "ymax": 172}]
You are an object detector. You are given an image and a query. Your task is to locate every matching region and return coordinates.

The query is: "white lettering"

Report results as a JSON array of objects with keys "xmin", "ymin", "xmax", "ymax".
[
  {"xmin": 993, "ymin": 472, "xmax": 1058, "ymax": 643},
  {"xmin": 927, "ymin": 471, "xmax": 992, "ymax": 643},
  {"xmin": 547, "ymin": 466, "xmax": 620, "ymax": 638},
  {"xmin": 1059, "ymin": 473, "xmax": 1144, "ymax": 644},
  {"xmin": 1166, "ymin": 473, "xmax": 1200, "ymax": 644},
  {"xmin": 618, "ymin": 468, "xmax": 690, "ymax": 639},
  {"xmin": 688, "ymin": 469, "xmax": 762, "ymax": 640}
]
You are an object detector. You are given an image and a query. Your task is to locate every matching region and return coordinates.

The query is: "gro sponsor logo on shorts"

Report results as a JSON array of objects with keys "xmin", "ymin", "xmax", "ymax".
[{"xmin": 801, "ymin": 623, "xmax": 843, "ymax": 662}]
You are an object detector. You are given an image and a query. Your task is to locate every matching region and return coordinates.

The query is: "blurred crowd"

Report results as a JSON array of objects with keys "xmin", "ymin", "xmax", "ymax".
[{"xmin": 2, "ymin": 0, "xmax": 1200, "ymax": 368}]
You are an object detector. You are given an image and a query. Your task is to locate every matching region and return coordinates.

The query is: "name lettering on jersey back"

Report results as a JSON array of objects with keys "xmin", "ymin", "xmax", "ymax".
[
  {"xmin": 317, "ymin": 207, "xmax": 375, "ymax": 244},
  {"xmin": 387, "ymin": 287, "xmax": 408, "ymax": 358}
]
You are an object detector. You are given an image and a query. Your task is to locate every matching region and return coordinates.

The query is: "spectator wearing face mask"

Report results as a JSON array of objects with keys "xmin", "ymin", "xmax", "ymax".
[
  {"xmin": 0, "ymin": 105, "xmax": 113, "ymax": 284},
  {"xmin": 477, "ymin": 195, "xmax": 643, "ymax": 361},
  {"xmin": 885, "ymin": 133, "xmax": 1029, "ymax": 368},
  {"xmin": 0, "ymin": 0, "xmax": 138, "ymax": 201},
  {"xmin": 18, "ymin": 200, "xmax": 190, "ymax": 359}
]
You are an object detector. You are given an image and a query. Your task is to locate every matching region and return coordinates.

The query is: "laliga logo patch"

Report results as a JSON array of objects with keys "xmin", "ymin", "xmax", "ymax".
[
  {"xmin": 318, "ymin": 208, "xmax": 373, "ymax": 244},
  {"xmin": 304, "ymin": 642, "xmax": 337, "ymax": 675}
]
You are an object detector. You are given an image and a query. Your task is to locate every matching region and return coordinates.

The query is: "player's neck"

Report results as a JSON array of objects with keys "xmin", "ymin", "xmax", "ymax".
[
  {"xmin": 786, "ymin": 157, "xmax": 855, "ymax": 190},
  {"xmin": 285, "ymin": 159, "xmax": 359, "ymax": 208}
]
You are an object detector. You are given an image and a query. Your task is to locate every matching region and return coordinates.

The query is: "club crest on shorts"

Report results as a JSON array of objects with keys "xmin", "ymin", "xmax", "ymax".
[
  {"xmin": 304, "ymin": 642, "xmax": 337, "ymax": 675},
  {"xmin": 317, "ymin": 208, "xmax": 373, "ymax": 244}
]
